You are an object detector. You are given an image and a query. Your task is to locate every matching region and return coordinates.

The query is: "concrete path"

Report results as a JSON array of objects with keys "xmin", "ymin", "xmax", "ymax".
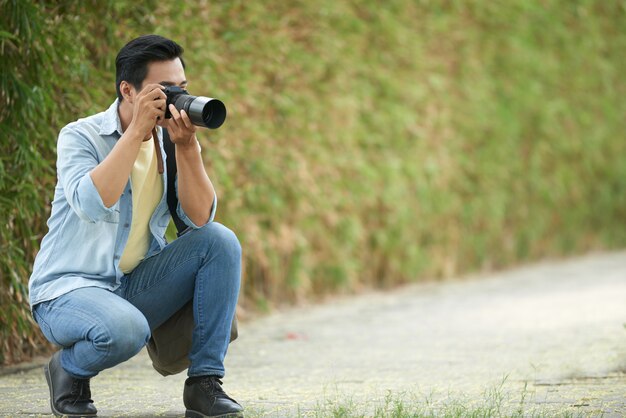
[{"xmin": 0, "ymin": 252, "xmax": 625, "ymax": 417}]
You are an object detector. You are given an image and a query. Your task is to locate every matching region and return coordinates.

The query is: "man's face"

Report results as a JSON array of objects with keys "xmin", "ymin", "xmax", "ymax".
[{"xmin": 133, "ymin": 57, "xmax": 188, "ymax": 99}]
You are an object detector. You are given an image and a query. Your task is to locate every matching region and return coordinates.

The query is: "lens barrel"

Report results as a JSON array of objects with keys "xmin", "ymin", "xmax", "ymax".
[{"xmin": 173, "ymin": 94, "xmax": 227, "ymax": 129}]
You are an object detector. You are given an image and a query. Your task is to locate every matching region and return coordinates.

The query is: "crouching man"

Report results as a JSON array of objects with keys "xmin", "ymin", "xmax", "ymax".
[{"xmin": 28, "ymin": 34, "xmax": 243, "ymax": 417}]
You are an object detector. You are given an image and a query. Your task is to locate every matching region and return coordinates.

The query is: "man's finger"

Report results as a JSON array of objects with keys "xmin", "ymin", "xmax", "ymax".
[
  {"xmin": 142, "ymin": 83, "xmax": 165, "ymax": 92},
  {"xmin": 169, "ymin": 104, "xmax": 181, "ymax": 121},
  {"xmin": 180, "ymin": 110, "xmax": 194, "ymax": 129},
  {"xmin": 154, "ymin": 98, "xmax": 166, "ymax": 111},
  {"xmin": 152, "ymin": 89, "xmax": 166, "ymax": 100},
  {"xmin": 139, "ymin": 84, "xmax": 166, "ymax": 100},
  {"xmin": 154, "ymin": 106, "xmax": 165, "ymax": 121},
  {"xmin": 161, "ymin": 119, "xmax": 178, "ymax": 131},
  {"xmin": 164, "ymin": 105, "xmax": 180, "ymax": 131}
]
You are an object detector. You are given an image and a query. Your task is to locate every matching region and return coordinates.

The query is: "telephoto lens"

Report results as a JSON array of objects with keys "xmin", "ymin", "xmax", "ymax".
[{"xmin": 163, "ymin": 86, "xmax": 227, "ymax": 129}]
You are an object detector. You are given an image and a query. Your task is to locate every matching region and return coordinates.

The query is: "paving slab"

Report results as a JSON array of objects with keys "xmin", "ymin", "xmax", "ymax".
[{"xmin": 0, "ymin": 252, "xmax": 625, "ymax": 417}]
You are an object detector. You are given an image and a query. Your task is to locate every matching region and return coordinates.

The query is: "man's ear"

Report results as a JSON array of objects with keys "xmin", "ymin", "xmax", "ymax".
[{"xmin": 120, "ymin": 81, "xmax": 135, "ymax": 103}]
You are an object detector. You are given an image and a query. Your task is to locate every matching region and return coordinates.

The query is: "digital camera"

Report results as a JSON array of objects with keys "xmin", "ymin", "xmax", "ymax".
[{"xmin": 163, "ymin": 86, "xmax": 226, "ymax": 129}]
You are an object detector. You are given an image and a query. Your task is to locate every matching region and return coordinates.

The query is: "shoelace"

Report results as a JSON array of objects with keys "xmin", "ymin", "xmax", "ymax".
[
  {"xmin": 199, "ymin": 377, "xmax": 239, "ymax": 404},
  {"xmin": 69, "ymin": 379, "xmax": 93, "ymax": 405}
]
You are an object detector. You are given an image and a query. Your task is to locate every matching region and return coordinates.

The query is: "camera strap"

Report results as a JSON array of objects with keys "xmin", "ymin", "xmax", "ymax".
[
  {"xmin": 152, "ymin": 127, "xmax": 164, "ymax": 175},
  {"xmin": 162, "ymin": 128, "xmax": 190, "ymax": 237}
]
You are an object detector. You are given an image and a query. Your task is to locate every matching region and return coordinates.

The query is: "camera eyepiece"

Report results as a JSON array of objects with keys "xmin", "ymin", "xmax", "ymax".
[{"xmin": 163, "ymin": 86, "xmax": 226, "ymax": 129}]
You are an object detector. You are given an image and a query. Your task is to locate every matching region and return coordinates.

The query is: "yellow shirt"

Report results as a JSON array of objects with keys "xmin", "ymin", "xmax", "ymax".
[{"xmin": 119, "ymin": 138, "xmax": 164, "ymax": 273}]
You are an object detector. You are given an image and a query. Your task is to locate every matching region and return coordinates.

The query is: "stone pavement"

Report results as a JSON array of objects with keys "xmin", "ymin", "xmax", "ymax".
[{"xmin": 0, "ymin": 252, "xmax": 625, "ymax": 417}]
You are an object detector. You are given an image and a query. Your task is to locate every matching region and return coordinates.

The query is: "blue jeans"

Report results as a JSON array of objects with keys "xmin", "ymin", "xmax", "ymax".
[{"xmin": 32, "ymin": 222, "xmax": 241, "ymax": 379}]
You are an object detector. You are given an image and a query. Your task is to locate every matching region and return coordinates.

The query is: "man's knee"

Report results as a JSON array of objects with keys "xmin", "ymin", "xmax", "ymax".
[
  {"xmin": 93, "ymin": 313, "xmax": 150, "ymax": 360},
  {"xmin": 197, "ymin": 222, "xmax": 242, "ymax": 262}
]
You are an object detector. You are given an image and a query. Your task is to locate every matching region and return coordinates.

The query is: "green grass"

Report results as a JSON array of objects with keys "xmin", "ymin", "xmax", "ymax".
[{"xmin": 243, "ymin": 382, "xmax": 592, "ymax": 418}]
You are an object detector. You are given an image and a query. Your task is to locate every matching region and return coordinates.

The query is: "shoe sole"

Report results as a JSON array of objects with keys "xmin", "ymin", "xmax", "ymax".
[
  {"xmin": 44, "ymin": 363, "xmax": 97, "ymax": 418},
  {"xmin": 185, "ymin": 410, "xmax": 244, "ymax": 418}
]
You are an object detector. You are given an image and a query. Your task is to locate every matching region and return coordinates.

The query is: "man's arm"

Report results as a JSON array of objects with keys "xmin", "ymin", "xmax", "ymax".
[
  {"xmin": 166, "ymin": 103, "xmax": 215, "ymax": 226},
  {"xmin": 90, "ymin": 130, "xmax": 143, "ymax": 208},
  {"xmin": 91, "ymin": 84, "xmax": 167, "ymax": 207},
  {"xmin": 176, "ymin": 142, "xmax": 216, "ymax": 226}
]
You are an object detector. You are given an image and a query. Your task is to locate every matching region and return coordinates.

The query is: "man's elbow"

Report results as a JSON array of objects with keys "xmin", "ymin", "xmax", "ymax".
[
  {"xmin": 188, "ymin": 211, "xmax": 212, "ymax": 227},
  {"xmin": 179, "ymin": 195, "xmax": 217, "ymax": 228}
]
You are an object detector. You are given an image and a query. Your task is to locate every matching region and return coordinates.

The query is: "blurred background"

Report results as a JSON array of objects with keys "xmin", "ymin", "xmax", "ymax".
[{"xmin": 1, "ymin": 0, "xmax": 625, "ymax": 366}]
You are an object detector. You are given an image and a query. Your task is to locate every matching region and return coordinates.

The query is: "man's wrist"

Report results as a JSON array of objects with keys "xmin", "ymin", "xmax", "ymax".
[
  {"xmin": 175, "ymin": 137, "xmax": 201, "ymax": 154},
  {"xmin": 124, "ymin": 124, "xmax": 149, "ymax": 143},
  {"xmin": 120, "ymin": 126, "xmax": 144, "ymax": 144}
]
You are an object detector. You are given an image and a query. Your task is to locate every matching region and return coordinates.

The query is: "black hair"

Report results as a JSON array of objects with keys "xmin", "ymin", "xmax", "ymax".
[{"xmin": 115, "ymin": 35, "xmax": 185, "ymax": 101}]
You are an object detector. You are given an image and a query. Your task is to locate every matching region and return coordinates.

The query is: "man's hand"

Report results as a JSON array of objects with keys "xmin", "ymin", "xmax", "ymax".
[
  {"xmin": 127, "ymin": 83, "xmax": 167, "ymax": 140},
  {"xmin": 163, "ymin": 104, "xmax": 198, "ymax": 148}
]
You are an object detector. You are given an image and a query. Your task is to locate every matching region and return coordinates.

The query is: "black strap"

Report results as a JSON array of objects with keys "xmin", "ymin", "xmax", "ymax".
[{"xmin": 162, "ymin": 129, "xmax": 189, "ymax": 236}]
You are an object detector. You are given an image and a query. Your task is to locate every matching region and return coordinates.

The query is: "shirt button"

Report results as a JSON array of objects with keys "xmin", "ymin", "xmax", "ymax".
[
  {"xmin": 114, "ymin": 255, "xmax": 120, "ymax": 260},
  {"xmin": 124, "ymin": 223, "xmax": 130, "ymax": 228}
]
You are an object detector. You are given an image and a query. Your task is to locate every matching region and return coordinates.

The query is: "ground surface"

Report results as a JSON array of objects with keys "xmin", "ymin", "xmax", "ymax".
[{"xmin": 0, "ymin": 252, "xmax": 625, "ymax": 417}]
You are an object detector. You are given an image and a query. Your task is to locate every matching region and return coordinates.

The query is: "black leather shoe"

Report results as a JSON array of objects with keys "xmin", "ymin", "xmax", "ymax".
[
  {"xmin": 183, "ymin": 376, "xmax": 244, "ymax": 417},
  {"xmin": 44, "ymin": 351, "xmax": 97, "ymax": 417}
]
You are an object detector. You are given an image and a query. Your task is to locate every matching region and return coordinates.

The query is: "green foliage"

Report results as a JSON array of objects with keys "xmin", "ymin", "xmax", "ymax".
[
  {"xmin": 1, "ymin": 0, "xmax": 58, "ymax": 365},
  {"xmin": 0, "ymin": 0, "xmax": 156, "ymax": 364},
  {"xmin": 156, "ymin": 1, "xmax": 626, "ymax": 302},
  {"xmin": 1, "ymin": 0, "xmax": 626, "ymax": 364}
]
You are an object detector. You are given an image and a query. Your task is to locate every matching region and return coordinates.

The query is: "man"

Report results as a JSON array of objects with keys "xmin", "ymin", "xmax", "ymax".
[{"xmin": 28, "ymin": 35, "xmax": 244, "ymax": 417}]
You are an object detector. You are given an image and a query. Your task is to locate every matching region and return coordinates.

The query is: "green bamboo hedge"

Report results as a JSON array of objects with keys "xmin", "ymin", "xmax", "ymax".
[{"xmin": 1, "ymin": 0, "xmax": 625, "ymax": 364}]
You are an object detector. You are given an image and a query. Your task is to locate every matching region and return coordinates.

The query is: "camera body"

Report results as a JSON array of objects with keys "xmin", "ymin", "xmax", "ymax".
[{"xmin": 163, "ymin": 86, "xmax": 226, "ymax": 129}]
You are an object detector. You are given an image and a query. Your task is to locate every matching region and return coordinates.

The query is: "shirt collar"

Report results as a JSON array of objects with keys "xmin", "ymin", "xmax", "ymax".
[{"xmin": 99, "ymin": 99, "xmax": 124, "ymax": 137}]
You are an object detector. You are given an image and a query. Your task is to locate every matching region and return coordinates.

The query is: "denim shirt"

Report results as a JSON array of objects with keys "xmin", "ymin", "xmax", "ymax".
[{"xmin": 28, "ymin": 100, "xmax": 217, "ymax": 307}]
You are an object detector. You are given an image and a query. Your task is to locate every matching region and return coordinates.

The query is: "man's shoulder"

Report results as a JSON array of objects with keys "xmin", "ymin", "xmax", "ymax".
[
  {"xmin": 56, "ymin": 103, "xmax": 120, "ymax": 160},
  {"xmin": 58, "ymin": 101, "xmax": 120, "ymax": 147},
  {"xmin": 62, "ymin": 108, "xmax": 107, "ymax": 135}
]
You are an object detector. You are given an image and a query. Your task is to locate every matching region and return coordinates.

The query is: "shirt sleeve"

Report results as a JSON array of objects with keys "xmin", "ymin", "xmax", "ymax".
[
  {"xmin": 57, "ymin": 126, "xmax": 117, "ymax": 223},
  {"xmin": 174, "ymin": 174, "xmax": 217, "ymax": 229}
]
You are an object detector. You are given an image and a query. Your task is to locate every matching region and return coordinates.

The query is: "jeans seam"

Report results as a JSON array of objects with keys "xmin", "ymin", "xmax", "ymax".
[
  {"xmin": 188, "ymin": 368, "xmax": 225, "ymax": 378},
  {"xmin": 196, "ymin": 263, "xmax": 205, "ymax": 348}
]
